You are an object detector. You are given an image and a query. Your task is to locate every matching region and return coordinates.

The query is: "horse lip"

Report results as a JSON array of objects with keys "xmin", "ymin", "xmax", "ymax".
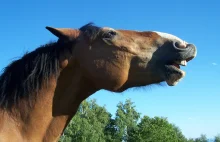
[
  {"xmin": 186, "ymin": 56, "xmax": 195, "ymax": 62},
  {"xmin": 161, "ymin": 64, "xmax": 186, "ymax": 86}
]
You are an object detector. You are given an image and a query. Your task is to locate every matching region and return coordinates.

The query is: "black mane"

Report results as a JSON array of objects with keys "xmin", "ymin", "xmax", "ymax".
[
  {"xmin": 0, "ymin": 42, "xmax": 65, "ymax": 109},
  {"xmin": 0, "ymin": 23, "xmax": 102, "ymax": 110}
]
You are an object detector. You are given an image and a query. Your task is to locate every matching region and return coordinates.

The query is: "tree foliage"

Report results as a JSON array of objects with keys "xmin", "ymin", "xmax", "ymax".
[
  {"xmin": 129, "ymin": 116, "xmax": 187, "ymax": 142},
  {"xmin": 113, "ymin": 99, "xmax": 140, "ymax": 141},
  {"xmin": 215, "ymin": 134, "xmax": 220, "ymax": 142},
  {"xmin": 193, "ymin": 134, "xmax": 208, "ymax": 142},
  {"xmin": 59, "ymin": 99, "xmax": 111, "ymax": 142},
  {"xmin": 59, "ymin": 99, "xmax": 218, "ymax": 142}
]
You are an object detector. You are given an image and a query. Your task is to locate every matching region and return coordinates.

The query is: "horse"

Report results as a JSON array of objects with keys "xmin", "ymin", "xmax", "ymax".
[{"xmin": 0, "ymin": 23, "xmax": 197, "ymax": 142}]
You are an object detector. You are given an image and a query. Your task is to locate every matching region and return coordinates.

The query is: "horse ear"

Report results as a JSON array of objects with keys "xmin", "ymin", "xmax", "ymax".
[{"xmin": 46, "ymin": 26, "xmax": 80, "ymax": 40}]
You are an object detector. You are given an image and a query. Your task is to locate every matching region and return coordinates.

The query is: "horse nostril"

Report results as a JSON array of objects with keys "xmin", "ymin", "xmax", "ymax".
[{"xmin": 173, "ymin": 41, "xmax": 186, "ymax": 49}]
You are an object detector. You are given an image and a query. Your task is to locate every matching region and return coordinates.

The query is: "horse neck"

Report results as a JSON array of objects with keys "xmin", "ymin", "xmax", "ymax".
[{"xmin": 1, "ymin": 60, "xmax": 97, "ymax": 142}]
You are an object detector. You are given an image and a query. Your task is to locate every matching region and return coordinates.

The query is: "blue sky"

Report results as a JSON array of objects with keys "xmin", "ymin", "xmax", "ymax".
[{"xmin": 0, "ymin": 0, "xmax": 219, "ymax": 139}]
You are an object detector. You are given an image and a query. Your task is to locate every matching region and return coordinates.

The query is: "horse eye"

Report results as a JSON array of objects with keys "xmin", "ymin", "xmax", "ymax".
[
  {"xmin": 103, "ymin": 30, "xmax": 117, "ymax": 38},
  {"xmin": 108, "ymin": 31, "xmax": 116, "ymax": 36}
]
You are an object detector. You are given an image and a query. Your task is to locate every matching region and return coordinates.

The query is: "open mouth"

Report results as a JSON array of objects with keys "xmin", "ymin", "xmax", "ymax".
[
  {"xmin": 169, "ymin": 55, "xmax": 195, "ymax": 71},
  {"xmin": 170, "ymin": 56, "xmax": 195, "ymax": 69},
  {"xmin": 160, "ymin": 42, "xmax": 197, "ymax": 86},
  {"xmin": 172, "ymin": 60, "xmax": 187, "ymax": 68},
  {"xmin": 170, "ymin": 58, "xmax": 189, "ymax": 70},
  {"xmin": 164, "ymin": 56, "xmax": 196, "ymax": 86}
]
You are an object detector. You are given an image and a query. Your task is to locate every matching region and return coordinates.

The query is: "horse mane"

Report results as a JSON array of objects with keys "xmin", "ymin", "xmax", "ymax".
[
  {"xmin": 0, "ymin": 42, "xmax": 65, "ymax": 109},
  {"xmin": 0, "ymin": 23, "xmax": 101, "ymax": 110}
]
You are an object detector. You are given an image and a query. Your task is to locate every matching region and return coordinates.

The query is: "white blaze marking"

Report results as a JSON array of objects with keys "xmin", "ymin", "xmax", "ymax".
[
  {"xmin": 154, "ymin": 31, "xmax": 187, "ymax": 44},
  {"xmin": 102, "ymin": 27, "xmax": 115, "ymax": 31}
]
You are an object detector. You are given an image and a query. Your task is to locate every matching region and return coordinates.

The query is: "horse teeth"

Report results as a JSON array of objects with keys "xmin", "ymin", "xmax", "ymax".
[
  {"xmin": 174, "ymin": 60, "xmax": 187, "ymax": 66},
  {"xmin": 180, "ymin": 60, "xmax": 187, "ymax": 66}
]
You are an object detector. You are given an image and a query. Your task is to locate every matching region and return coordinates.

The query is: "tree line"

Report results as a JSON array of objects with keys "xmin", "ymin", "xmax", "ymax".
[{"xmin": 59, "ymin": 99, "xmax": 220, "ymax": 142}]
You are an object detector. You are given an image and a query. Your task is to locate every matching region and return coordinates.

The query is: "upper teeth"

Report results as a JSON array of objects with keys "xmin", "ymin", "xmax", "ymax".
[{"xmin": 175, "ymin": 60, "xmax": 187, "ymax": 66}]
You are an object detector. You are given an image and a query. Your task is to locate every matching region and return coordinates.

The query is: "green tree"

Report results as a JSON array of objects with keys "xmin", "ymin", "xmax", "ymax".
[
  {"xmin": 172, "ymin": 124, "xmax": 188, "ymax": 142},
  {"xmin": 187, "ymin": 138, "xmax": 195, "ymax": 142},
  {"xmin": 104, "ymin": 117, "xmax": 119, "ymax": 142},
  {"xmin": 106, "ymin": 99, "xmax": 141, "ymax": 142},
  {"xmin": 131, "ymin": 116, "xmax": 187, "ymax": 142},
  {"xmin": 59, "ymin": 99, "xmax": 111, "ymax": 142},
  {"xmin": 59, "ymin": 98, "xmax": 213, "ymax": 142},
  {"xmin": 194, "ymin": 134, "xmax": 208, "ymax": 142},
  {"xmin": 214, "ymin": 134, "xmax": 220, "ymax": 142}
]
